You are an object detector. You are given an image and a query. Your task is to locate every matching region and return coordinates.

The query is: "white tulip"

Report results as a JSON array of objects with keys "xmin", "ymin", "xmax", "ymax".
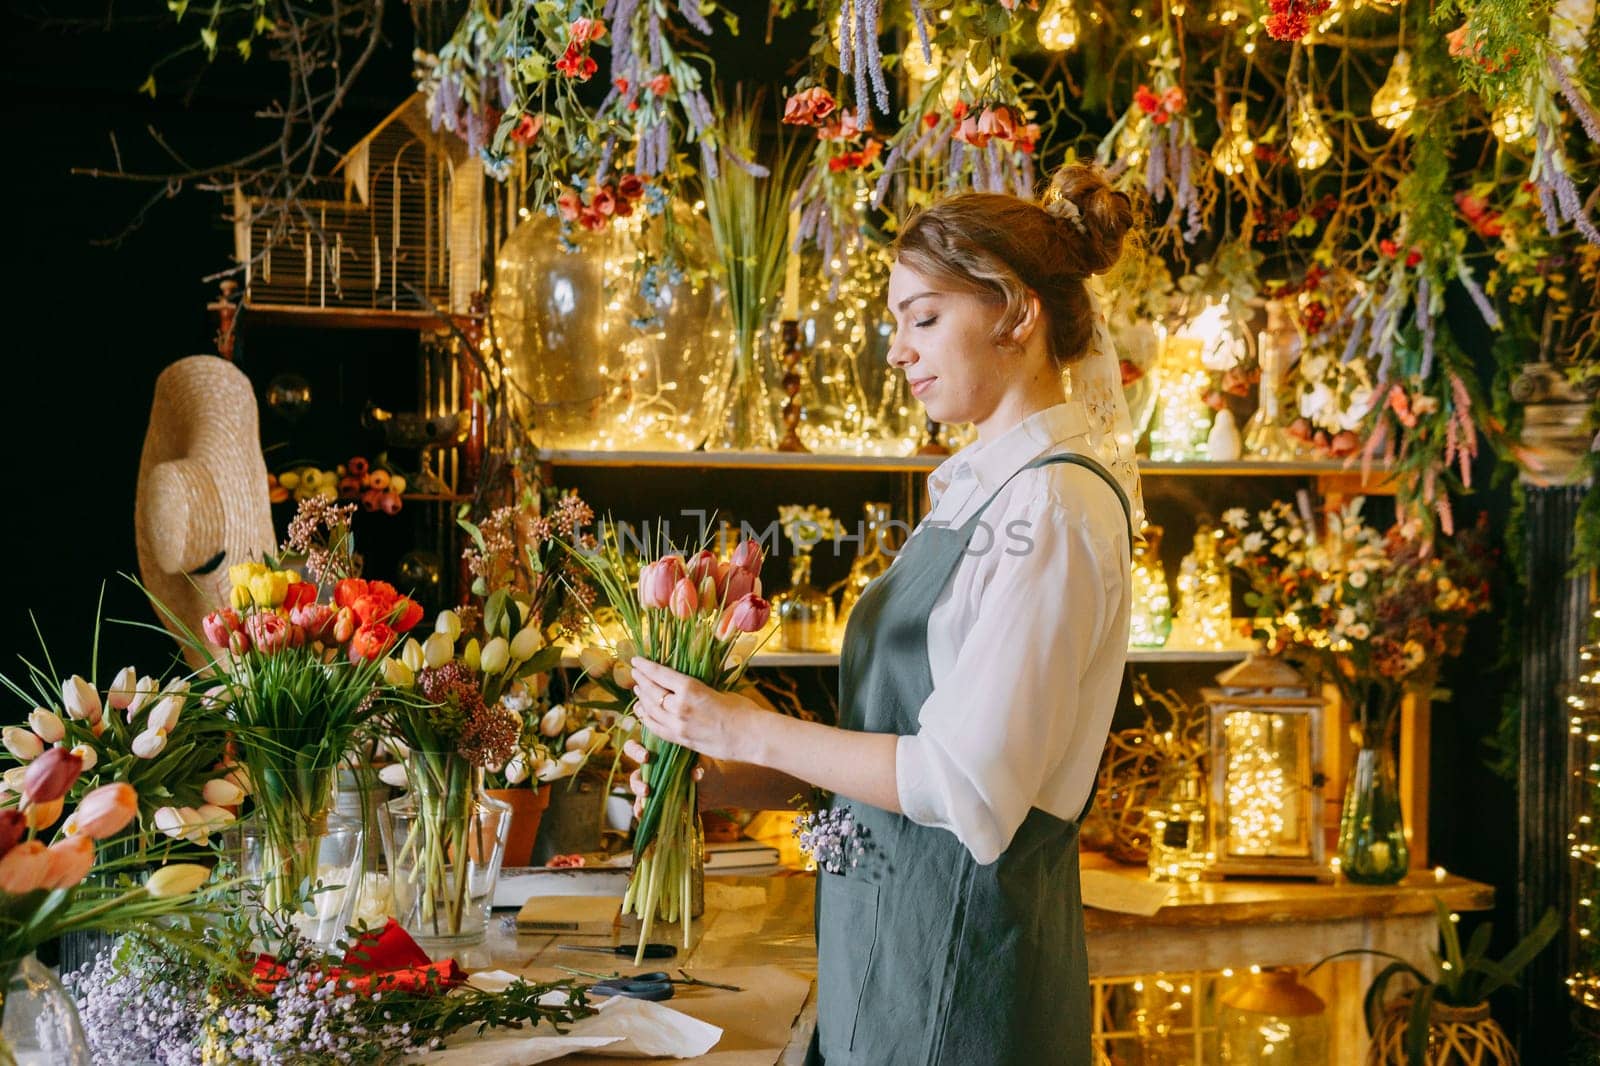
[
  {"xmin": 223, "ymin": 765, "xmax": 253, "ymax": 796},
  {"xmin": 195, "ymin": 805, "xmax": 234, "ymax": 831},
  {"xmin": 1, "ymin": 727, "xmax": 42, "ymax": 761},
  {"xmin": 423, "ymin": 632, "xmax": 454, "ymax": 670},
  {"xmin": 27, "ymin": 709, "xmax": 64, "ymax": 744},
  {"xmin": 70, "ymin": 744, "xmax": 97, "ymax": 773},
  {"xmin": 61, "ymin": 676, "xmax": 102, "ymax": 723},
  {"xmin": 378, "ymin": 763, "xmax": 409, "ymax": 789},
  {"xmin": 510, "ymin": 626, "xmax": 543, "ymax": 661},
  {"xmin": 1, "ymin": 767, "xmax": 28, "ymax": 792},
  {"xmin": 578, "ymin": 646, "xmax": 613, "ymax": 676},
  {"xmin": 611, "ymin": 661, "xmax": 634, "ymax": 690},
  {"xmin": 558, "ymin": 750, "xmax": 586, "ymax": 770},
  {"xmin": 146, "ymin": 696, "xmax": 183, "ymax": 736},
  {"xmin": 125, "ymin": 676, "xmax": 160, "ymax": 719},
  {"xmin": 105, "ymin": 666, "xmax": 139, "ymax": 711},
  {"xmin": 202, "ymin": 778, "xmax": 245, "ymax": 806},
  {"xmin": 131, "ymin": 730, "xmax": 167, "ymax": 759},
  {"xmin": 463, "ymin": 639, "xmax": 481, "ymax": 672},
  {"xmin": 401, "ymin": 638, "xmax": 425, "ymax": 673},
  {"xmin": 539, "ymin": 705, "xmax": 568, "ymax": 738},
  {"xmin": 480, "ymin": 637, "xmax": 510, "ymax": 675},
  {"xmin": 504, "ymin": 755, "xmax": 529, "ymax": 784},
  {"xmin": 147, "ymin": 864, "xmax": 212, "ymax": 898},
  {"xmin": 615, "ymin": 638, "xmax": 637, "ymax": 662},
  {"xmin": 434, "ymin": 610, "xmax": 461, "ymax": 643},
  {"xmin": 564, "ymin": 728, "xmax": 594, "ymax": 753},
  {"xmin": 160, "ymin": 678, "xmax": 191, "ymax": 698},
  {"xmin": 152, "ymin": 806, "xmax": 186, "ymax": 840},
  {"xmin": 535, "ymin": 757, "xmax": 570, "ymax": 782}
]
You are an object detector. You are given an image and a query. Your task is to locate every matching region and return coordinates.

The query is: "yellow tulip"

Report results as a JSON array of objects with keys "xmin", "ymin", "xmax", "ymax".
[
  {"xmin": 248, "ymin": 571, "xmax": 289, "ymax": 609},
  {"xmin": 480, "ymin": 637, "xmax": 510, "ymax": 675},
  {"xmin": 463, "ymin": 638, "xmax": 482, "ymax": 672},
  {"xmin": 230, "ymin": 585, "xmax": 253, "ymax": 610},
  {"xmin": 146, "ymin": 864, "xmax": 212, "ymax": 898},
  {"xmin": 383, "ymin": 659, "xmax": 415, "ymax": 688}
]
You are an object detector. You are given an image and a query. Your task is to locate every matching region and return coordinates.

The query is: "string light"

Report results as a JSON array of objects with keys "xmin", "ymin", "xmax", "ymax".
[
  {"xmin": 1036, "ymin": 0, "xmax": 1081, "ymax": 51},
  {"xmin": 901, "ymin": 40, "xmax": 943, "ymax": 83},
  {"xmin": 1290, "ymin": 95, "xmax": 1334, "ymax": 170},
  {"xmin": 1224, "ymin": 712, "xmax": 1288, "ymax": 855},
  {"xmin": 1492, "ymin": 100, "xmax": 1534, "ymax": 145},
  {"xmin": 1371, "ymin": 49, "xmax": 1417, "ymax": 131},
  {"xmin": 1568, "ymin": 624, "xmax": 1600, "ymax": 1009},
  {"xmin": 1212, "ymin": 101, "xmax": 1254, "ymax": 176}
]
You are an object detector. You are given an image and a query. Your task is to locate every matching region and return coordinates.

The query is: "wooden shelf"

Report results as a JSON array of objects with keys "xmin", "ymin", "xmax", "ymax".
[
  {"xmin": 210, "ymin": 301, "xmax": 481, "ymax": 332},
  {"xmin": 539, "ymin": 448, "xmax": 1392, "ymax": 482}
]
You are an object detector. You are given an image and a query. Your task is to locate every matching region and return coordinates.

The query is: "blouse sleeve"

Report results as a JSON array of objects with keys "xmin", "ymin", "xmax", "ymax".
[{"xmin": 893, "ymin": 497, "xmax": 1119, "ymax": 865}]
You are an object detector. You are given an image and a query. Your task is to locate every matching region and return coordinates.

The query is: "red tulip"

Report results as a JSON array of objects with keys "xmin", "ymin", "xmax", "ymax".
[
  {"xmin": 686, "ymin": 549, "xmax": 719, "ymax": 585},
  {"xmin": 281, "ymin": 581, "xmax": 317, "ymax": 611},
  {"xmin": 722, "ymin": 565, "xmax": 758, "ymax": 605},
  {"xmin": 717, "ymin": 594, "xmax": 772, "ymax": 639},
  {"xmin": 0, "ymin": 810, "xmax": 25, "ymax": 861},
  {"xmin": 334, "ymin": 578, "xmax": 368, "ymax": 609},
  {"xmin": 21, "ymin": 747, "xmax": 84, "ymax": 807},
  {"xmin": 350, "ymin": 622, "xmax": 397, "ymax": 662},
  {"xmin": 389, "ymin": 597, "xmax": 424, "ymax": 633},
  {"xmin": 290, "ymin": 602, "xmax": 337, "ymax": 642},
  {"xmin": 333, "ymin": 606, "xmax": 357, "ymax": 644},
  {"xmin": 730, "ymin": 540, "xmax": 763, "ymax": 575}
]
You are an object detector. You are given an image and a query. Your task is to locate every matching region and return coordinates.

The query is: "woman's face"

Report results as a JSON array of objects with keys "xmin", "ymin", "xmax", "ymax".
[{"xmin": 885, "ymin": 260, "xmax": 1015, "ymax": 429}]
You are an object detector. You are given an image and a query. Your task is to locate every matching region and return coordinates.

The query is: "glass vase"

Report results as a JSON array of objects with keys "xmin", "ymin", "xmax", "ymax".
[
  {"xmin": 1337, "ymin": 733, "xmax": 1409, "ymax": 885},
  {"xmin": 836, "ymin": 501, "xmax": 897, "ymax": 631},
  {"xmin": 0, "ymin": 955, "xmax": 91, "ymax": 1066},
  {"xmin": 380, "ymin": 751, "xmax": 512, "ymax": 951},
  {"xmin": 772, "ymin": 553, "xmax": 836, "ymax": 652},
  {"xmin": 708, "ymin": 338, "xmax": 779, "ymax": 451},
  {"xmin": 1218, "ymin": 966, "xmax": 1328, "ymax": 1064},
  {"xmin": 236, "ymin": 809, "xmax": 366, "ymax": 947},
  {"xmin": 1129, "ymin": 525, "xmax": 1173, "ymax": 648}
]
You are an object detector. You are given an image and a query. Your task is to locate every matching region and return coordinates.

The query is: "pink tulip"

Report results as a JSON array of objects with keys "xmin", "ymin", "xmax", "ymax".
[
  {"xmin": 722, "ymin": 565, "xmax": 758, "ymax": 605},
  {"xmin": 244, "ymin": 611, "xmax": 292, "ymax": 654},
  {"xmin": 71, "ymin": 783, "xmax": 139, "ymax": 840},
  {"xmin": 730, "ymin": 539, "xmax": 763, "ymax": 575},
  {"xmin": 0, "ymin": 810, "xmax": 25, "ymax": 861},
  {"xmin": 669, "ymin": 577, "xmax": 700, "ymax": 620},
  {"xmin": 21, "ymin": 747, "xmax": 83, "ymax": 806},
  {"xmin": 638, "ymin": 560, "xmax": 676, "ymax": 610},
  {"xmin": 686, "ymin": 549, "xmax": 719, "ymax": 585},
  {"xmin": 41, "ymin": 835, "xmax": 95, "ymax": 891},
  {"xmin": 201, "ymin": 609, "xmax": 241, "ymax": 648},
  {"xmin": 0, "ymin": 841, "xmax": 50, "ymax": 894},
  {"xmin": 717, "ymin": 594, "xmax": 772, "ymax": 639},
  {"xmin": 290, "ymin": 602, "xmax": 337, "ymax": 642}
]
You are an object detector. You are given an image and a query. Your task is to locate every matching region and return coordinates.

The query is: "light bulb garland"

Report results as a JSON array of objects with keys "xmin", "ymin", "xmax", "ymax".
[
  {"xmin": 1036, "ymin": 0, "xmax": 1081, "ymax": 52},
  {"xmin": 1371, "ymin": 49, "xmax": 1417, "ymax": 130}
]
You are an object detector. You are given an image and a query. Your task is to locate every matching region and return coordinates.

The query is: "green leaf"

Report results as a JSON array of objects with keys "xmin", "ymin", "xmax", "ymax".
[
  {"xmin": 167, "ymin": 0, "xmax": 189, "ymax": 17},
  {"xmin": 199, "ymin": 26, "xmax": 218, "ymax": 56},
  {"xmin": 138, "ymin": 75, "xmax": 158, "ymax": 98},
  {"xmin": 237, "ymin": 37, "xmax": 252, "ymax": 60},
  {"xmin": 253, "ymin": 13, "xmax": 274, "ymax": 34},
  {"xmin": 1404, "ymin": 984, "xmax": 1436, "ymax": 1066}
]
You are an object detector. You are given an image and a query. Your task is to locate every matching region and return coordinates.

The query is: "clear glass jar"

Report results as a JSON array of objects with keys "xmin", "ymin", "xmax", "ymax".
[
  {"xmin": 0, "ymin": 955, "xmax": 91, "ymax": 1066},
  {"xmin": 234, "ymin": 810, "xmax": 365, "ymax": 947},
  {"xmin": 1218, "ymin": 966, "xmax": 1328, "ymax": 1064},
  {"xmin": 1147, "ymin": 758, "xmax": 1208, "ymax": 884},
  {"xmin": 380, "ymin": 751, "xmax": 512, "ymax": 951},
  {"xmin": 836, "ymin": 502, "xmax": 897, "ymax": 631},
  {"xmin": 1172, "ymin": 525, "xmax": 1232, "ymax": 650},
  {"xmin": 773, "ymin": 553, "xmax": 836, "ymax": 652},
  {"xmin": 1129, "ymin": 525, "xmax": 1173, "ymax": 648}
]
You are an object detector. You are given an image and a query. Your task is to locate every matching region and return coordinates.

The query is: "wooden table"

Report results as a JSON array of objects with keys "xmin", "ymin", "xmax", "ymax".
[{"xmin": 473, "ymin": 867, "xmax": 1492, "ymax": 1063}]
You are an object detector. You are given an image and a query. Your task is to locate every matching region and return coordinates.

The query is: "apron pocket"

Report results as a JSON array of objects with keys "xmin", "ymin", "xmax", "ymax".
[{"xmin": 817, "ymin": 873, "xmax": 880, "ymax": 1058}]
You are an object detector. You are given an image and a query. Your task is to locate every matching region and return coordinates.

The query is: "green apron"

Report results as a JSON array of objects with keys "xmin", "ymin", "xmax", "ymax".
[{"xmin": 808, "ymin": 451, "xmax": 1131, "ymax": 1066}]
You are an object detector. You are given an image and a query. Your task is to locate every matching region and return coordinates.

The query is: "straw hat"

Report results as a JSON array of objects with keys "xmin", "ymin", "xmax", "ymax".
[{"xmin": 134, "ymin": 356, "xmax": 275, "ymax": 665}]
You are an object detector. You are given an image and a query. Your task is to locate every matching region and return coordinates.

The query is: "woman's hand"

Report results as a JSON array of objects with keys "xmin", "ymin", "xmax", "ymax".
[
  {"xmin": 629, "ymin": 658, "xmax": 766, "ymax": 765},
  {"xmin": 620, "ymin": 738, "xmax": 706, "ymax": 818}
]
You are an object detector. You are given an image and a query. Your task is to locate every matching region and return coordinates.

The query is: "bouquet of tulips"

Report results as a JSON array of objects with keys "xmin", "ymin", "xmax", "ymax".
[{"xmin": 564, "ymin": 531, "xmax": 771, "ymax": 960}]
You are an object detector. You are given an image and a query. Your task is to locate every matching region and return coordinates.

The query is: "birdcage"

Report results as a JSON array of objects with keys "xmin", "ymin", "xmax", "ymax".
[{"xmin": 228, "ymin": 93, "xmax": 483, "ymax": 315}]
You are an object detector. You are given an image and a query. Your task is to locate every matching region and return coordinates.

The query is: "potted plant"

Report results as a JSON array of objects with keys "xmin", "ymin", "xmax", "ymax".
[{"xmin": 1312, "ymin": 897, "xmax": 1560, "ymax": 1065}]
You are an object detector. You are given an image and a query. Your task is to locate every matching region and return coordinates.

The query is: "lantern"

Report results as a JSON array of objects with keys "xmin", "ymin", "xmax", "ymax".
[{"xmin": 1203, "ymin": 655, "xmax": 1330, "ymax": 881}]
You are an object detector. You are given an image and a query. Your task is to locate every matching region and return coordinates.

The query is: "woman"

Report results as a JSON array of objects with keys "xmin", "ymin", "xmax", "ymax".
[{"xmin": 627, "ymin": 163, "xmax": 1142, "ymax": 1065}]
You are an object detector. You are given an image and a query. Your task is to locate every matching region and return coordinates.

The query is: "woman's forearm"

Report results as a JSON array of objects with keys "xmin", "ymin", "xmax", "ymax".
[{"xmin": 741, "ymin": 714, "xmax": 902, "ymax": 814}]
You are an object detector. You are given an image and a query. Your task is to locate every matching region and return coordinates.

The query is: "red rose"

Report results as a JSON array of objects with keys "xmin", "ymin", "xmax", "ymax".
[
  {"xmin": 648, "ymin": 73, "xmax": 672, "ymax": 96},
  {"xmin": 1404, "ymin": 248, "xmax": 1422, "ymax": 268},
  {"xmin": 349, "ymin": 622, "xmax": 396, "ymax": 662},
  {"xmin": 1134, "ymin": 85, "xmax": 1161, "ymax": 115},
  {"xmin": 618, "ymin": 174, "xmax": 644, "ymax": 201},
  {"xmin": 592, "ymin": 185, "xmax": 616, "ymax": 216},
  {"xmin": 557, "ymin": 190, "xmax": 582, "ymax": 221},
  {"xmin": 1379, "ymin": 238, "xmax": 1400, "ymax": 258},
  {"xmin": 568, "ymin": 17, "xmax": 606, "ymax": 45},
  {"xmin": 578, "ymin": 208, "xmax": 607, "ymax": 231}
]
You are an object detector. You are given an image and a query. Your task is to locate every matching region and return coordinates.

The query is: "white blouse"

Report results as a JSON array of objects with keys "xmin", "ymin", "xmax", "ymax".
[{"xmin": 893, "ymin": 403, "xmax": 1132, "ymax": 865}]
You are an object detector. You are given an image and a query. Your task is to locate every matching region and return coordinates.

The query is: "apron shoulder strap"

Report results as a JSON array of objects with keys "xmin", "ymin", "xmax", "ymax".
[{"xmin": 960, "ymin": 451, "xmax": 1133, "ymax": 544}]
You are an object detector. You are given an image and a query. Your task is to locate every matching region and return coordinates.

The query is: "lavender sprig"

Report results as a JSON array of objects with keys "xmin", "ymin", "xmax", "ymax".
[
  {"xmin": 1550, "ymin": 56, "xmax": 1600, "ymax": 146},
  {"xmin": 795, "ymin": 805, "xmax": 871, "ymax": 874}
]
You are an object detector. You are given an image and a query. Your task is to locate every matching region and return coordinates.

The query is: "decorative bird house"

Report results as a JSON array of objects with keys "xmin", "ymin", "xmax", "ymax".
[
  {"xmin": 228, "ymin": 93, "xmax": 484, "ymax": 315},
  {"xmin": 1203, "ymin": 655, "xmax": 1330, "ymax": 881}
]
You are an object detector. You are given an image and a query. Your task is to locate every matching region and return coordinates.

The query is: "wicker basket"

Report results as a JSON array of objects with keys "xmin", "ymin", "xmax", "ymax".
[{"xmin": 1368, "ymin": 998, "xmax": 1517, "ymax": 1065}]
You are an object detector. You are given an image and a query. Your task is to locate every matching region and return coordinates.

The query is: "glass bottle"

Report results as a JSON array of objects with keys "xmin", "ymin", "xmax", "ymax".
[
  {"xmin": 1336, "ymin": 724, "xmax": 1410, "ymax": 885},
  {"xmin": 1129, "ymin": 525, "xmax": 1173, "ymax": 648},
  {"xmin": 836, "ymin": 502, "xmax": 896, "ymax": 630},
  {"xmin": 1148, "ymin": 336, "xmax": 1213, "ymax": 461},
  {"xmin": 0, "ymin": 955, "xmax": 92, "ymax": 1065},
  {"xmin": 1218, "ymin": 966, "xmax": 1329, "ymax": 1064},
  {"xmin": 1147, "ymin": 757, "xmax": 1209, "ymax": 883},
  {"xmin": 1172, "ymin": 525, "xmax": 1232, "ymax": 650},
  {"xmin": 772, "ymin": 552, "xmax": 837, "ymax": 652},
  {"xmin": 1244, "ymin": 302, "xmax": 1299, "ymax": 460}
]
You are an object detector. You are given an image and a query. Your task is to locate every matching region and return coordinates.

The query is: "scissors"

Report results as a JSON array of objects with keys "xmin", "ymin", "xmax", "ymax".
[
  {"xmin": 558, "ymin": 942, "xmax": 677, "ymax": 959},
  {"xmin": 591, "ymin": 971, "xmax": 675, "ymax": 1001}
]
